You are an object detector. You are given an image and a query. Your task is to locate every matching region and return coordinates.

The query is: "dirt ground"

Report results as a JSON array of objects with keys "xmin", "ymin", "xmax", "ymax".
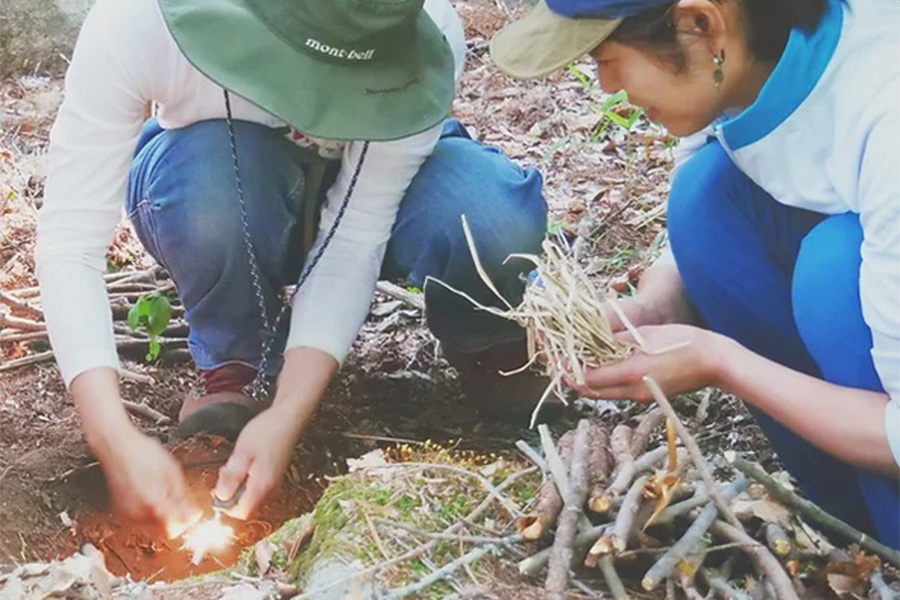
[{"xmin": 0, "ymin": 0, "xmax": 775, "ymax": 590}]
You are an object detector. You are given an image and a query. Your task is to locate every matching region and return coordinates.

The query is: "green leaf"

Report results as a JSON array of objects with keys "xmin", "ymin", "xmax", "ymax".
[
  {"xmin": 146, "ymin": 295, "xmax": 171, "ymax": 337},
  {"xmin": 147, "ymin": 338, "xmax": 161, "ymax": 362},
  {"xmin": 547, "ymin": 220, "xmax": 565, "ymax": 236},
  {"xmin": 600, "ymin": 90, "xmax": 629, "ymax": 110},
  {"xmin": 565, "ymin": 63, "xmax": 593, "ymax": 89},
  {"xmin": 127, "ymin": 303, "xmax": 142, "ymax": 331}
]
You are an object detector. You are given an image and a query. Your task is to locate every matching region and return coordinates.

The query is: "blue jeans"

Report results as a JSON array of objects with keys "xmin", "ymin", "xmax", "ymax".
[
  {"xmin": 127, "ymin": 118, "xmax": 547, "ymax": 372},
  {"xmin": 668, "ymin": 141, "xmax": 899, "ymax": 548}
]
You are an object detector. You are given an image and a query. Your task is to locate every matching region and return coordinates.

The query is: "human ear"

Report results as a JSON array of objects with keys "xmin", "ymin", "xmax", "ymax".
[{"xmin": 671, "ymin": 0, "xmax": 728, "ymax": 56}]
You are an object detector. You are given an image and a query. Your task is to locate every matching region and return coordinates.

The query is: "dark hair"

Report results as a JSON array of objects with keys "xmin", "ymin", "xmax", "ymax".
[{"xmin": 609, "ymin": 0, "xmax": 829, "ymax": 69}]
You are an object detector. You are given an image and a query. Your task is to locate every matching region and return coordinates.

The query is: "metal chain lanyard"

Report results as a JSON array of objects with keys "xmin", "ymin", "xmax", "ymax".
[{"xmin": 223, "ymin": 90, "xmax": 370, "ymax": 399}]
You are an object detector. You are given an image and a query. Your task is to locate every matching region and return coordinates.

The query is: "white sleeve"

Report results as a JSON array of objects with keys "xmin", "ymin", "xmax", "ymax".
[
  {"xmin": 284, "ymin": 0, "xmax": 466, "ymax": 363},
  {"xmin": 285, "ymin": 126, "xmax": 442, "ymax": 362},
  {"xmin": 36, "ymin": 0, "xmax": 164, "ymax": 387},
  {"xmin": 856, "ymin": 102, "xmax": 900, "ymax": 466}
]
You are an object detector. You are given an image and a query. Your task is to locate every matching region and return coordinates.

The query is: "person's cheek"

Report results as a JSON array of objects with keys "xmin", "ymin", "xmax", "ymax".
[{"xmin": 596, "ymin": 64, "xmax": 621, "ymax": 94}]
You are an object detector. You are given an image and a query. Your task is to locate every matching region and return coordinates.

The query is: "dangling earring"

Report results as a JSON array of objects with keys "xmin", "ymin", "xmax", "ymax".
[{"xmin": 713, "ymin": 49, "xmax": 726, "ymax": 88}]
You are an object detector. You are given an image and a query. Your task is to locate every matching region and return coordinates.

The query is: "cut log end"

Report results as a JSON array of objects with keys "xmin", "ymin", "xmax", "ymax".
[
  {"xmin": 589, "ymin": 494, "xmax": 613, "ymax": 514},
  {"xmin": 515, "ymin": 515, "xmax": 546, "ymax": 541}
]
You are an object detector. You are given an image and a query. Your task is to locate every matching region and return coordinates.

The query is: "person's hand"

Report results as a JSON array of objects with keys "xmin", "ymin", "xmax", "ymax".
[
  {"xmin": 570, "ymin": 324, "xmax": 725, "ymax": 402},
  {"xmin": 95, "ymin": 426, "xmax": 201, "ymax": 538},
  {"xmin": 70, "ymin": 368, "xmax": 200, "ymax": 538},
  {"xmin": 214, "ymin": 406, "xmax": 301, "ymax": 520},
  {"xmin": 602, "ymin": 296, "xmax": 657, "ymax": 334}
]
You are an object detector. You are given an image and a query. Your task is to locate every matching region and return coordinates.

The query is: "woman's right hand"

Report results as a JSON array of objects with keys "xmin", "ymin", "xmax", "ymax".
[
  {"xmin": 72, "ymin": 368, "xmax": 200, "ymax": 538},
  {"xmin": 94, "ymin": 426, "xmax": 201, "ymax": 537}
]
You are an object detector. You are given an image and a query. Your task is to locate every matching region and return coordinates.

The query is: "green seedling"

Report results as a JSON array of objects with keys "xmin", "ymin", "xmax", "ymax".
[
  {"xmin": 127, "ymin": 292, "xmax": 172, "ymax": 362},
  {"xmin": 547, "ymin": 219, "xmax": 565, "ymax": 236}
]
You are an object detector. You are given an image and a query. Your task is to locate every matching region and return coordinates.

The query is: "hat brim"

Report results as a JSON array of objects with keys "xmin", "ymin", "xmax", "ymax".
[
  {"xmin": 158, "ymin": 0, "xmax": 455, "ymax": 141},
  {"xmin": 490, "ymin": 1, "xmax": 620, "ymax": 80}
]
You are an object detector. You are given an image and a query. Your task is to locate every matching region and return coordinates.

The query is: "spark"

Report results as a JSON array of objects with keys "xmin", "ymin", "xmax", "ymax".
[{"xmin": 182, "ymin": 512, "xmax": 234, "ymax": 565}]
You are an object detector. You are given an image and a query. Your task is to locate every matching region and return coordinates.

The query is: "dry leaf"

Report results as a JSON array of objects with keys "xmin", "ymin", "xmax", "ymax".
[
  {"xmin": 732, "ymin": 494, "xmax": 792, "ymax": 527},
  {"xmin": 58, "ymin": 511, "xmax": 73, "ymax": 528},
  {"xmin": 826, "ymin": 573, "xmax": 865, "ymax": 598},
  {"xmin": 284, "ymin": 513, "xmax": 316, "ymax": 564},
  {"xmin": 347, "ymin": 449, "xmax": 387, "ymax": 472}
]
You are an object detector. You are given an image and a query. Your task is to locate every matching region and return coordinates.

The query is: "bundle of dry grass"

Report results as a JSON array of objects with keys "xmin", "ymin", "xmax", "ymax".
[{"xmin": 427, "ymin": 215, "xmax": 661, "ymax": 427}]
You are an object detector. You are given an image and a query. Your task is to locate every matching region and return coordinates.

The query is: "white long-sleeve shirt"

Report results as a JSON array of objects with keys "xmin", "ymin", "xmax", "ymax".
[{"xmin": 35, "ymin": 0, "xmax": 466, "ymax": 387}]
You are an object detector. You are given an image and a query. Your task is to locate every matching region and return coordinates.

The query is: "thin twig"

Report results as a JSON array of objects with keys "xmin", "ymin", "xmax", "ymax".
[
  {"xmin": 0, "ymin": 350, "xmax": 54, "ymax": 372},
  {"xmin": 727, "ymin": 453, "xmax": 900, "ymax": 567},
  {"xmin": 515, "ymin": 439, "xmax": 549, "ymax": 472},
  {"xmin": 0, "ymin": 291, "xmax": 42, "ymax": 320},
  {"xmin": 122, "ymin": 400, "xmax": 171, "ymax": 425},
  {"xmin": 598, "ymin": 555, "xmax": 629, "ymax": 600},
  {"xmin": 519, "ymin": 523, "xmax": 611, "ymax": 578},
  {"xmin": 642, "ymin": 475, "xmax": 747, "ymax": 591},
  {"xmin": 399, "ymin": 462, "xmax": 521, "ymax": 520},
  {"xmin": 869, "ymin": 569, "xmax": 897, "ymax": 600},
  {"xmin": 375, "ymin": 518, "xmax": 519, "ymax": 546},
  {"xmin": 0, "ymin": 331, "xmax": 48, "ymax": 344},
  {"xmin": 700, "ymin": 567, "xmax": 752, "ymax": 600},
  {"xmin": 643, "ymin": 377, "xmax": 744, "ymax": 532},
  {"xmin": 0, "ymin": 311, "xmax": 45, "ymax": 332},
  {"xmin": 611, "ymin": 474, "xmax": 649, "ymax": 553},
  {"xmin": 592, "ymin": 446, "xmax": 668, "ymax": 513},
  {"xmin": 710, "ymin": 521, "xmax": 799, "ymax": 600},
  {"xmin": 375, "ymin": 281, "xmax": 425, "ymax": 311},
  {"xmin": 382, "ymin": 535, "xmax": 517, "ymax": 600},
  {"xmin": 538, "ymin": 424, "xmax": 574, "ymax": 503}
]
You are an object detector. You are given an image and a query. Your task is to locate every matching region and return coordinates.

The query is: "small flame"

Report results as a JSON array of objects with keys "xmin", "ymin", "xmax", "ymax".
[{"xmin": 182, "ymin": 513, "xmax": 234, "ymax": 565}]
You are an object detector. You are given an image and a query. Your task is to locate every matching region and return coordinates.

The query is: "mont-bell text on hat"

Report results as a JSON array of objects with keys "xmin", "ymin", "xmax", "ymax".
[{"xmin": 305, "ymin": 38, "xmax": 375, "ymax": 61}]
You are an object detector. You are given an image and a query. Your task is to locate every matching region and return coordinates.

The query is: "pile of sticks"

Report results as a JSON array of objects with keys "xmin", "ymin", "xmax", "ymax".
[
  {"xmin": 516, "ymin": 391, "xmax": 900, "ymax": 600},
  {"xmin": 0, "ymin": 267, "xmax": 191, "ymax": 374},
  {"xmin": 0, "ymin": 268, "xmax": 187, "ymax": 423}
]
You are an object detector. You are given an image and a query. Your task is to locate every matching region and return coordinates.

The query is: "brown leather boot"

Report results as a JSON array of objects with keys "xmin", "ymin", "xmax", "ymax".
[{"xmin": 175, "ymin": 363, "xmax": 271, "ymax": 441}]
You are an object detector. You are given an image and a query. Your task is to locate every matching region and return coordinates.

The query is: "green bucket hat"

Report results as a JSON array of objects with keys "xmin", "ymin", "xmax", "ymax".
[
  {"xmin": 490, "ymin": 0, "xmax": 620, "ymax": 79},
  {"xmin": 158, "ymin": 0, "xmax": 456, "ymax": 141}
]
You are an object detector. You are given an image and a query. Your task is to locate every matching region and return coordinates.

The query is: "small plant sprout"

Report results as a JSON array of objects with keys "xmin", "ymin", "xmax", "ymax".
[{"xmin": 127, "ymin": 292, "xmax": 172, "ymax": 362}]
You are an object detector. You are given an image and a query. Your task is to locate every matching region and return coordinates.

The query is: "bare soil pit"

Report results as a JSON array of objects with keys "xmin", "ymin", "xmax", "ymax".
[
  {"xmin": 1, "ymin": 433, "xmax": 324, "ymax": 583},
  {"xmin": 74, "ymin": 435, "xmax": 324, "ymax": 582}
]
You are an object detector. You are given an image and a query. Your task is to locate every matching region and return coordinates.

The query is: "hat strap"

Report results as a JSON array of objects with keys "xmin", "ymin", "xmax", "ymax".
[{"xmin": 222, "ymin": 90, "xmax": 369, "ymax": 397}]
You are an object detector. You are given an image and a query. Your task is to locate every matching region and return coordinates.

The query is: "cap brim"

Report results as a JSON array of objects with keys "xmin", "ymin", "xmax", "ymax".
[
  {"xmin": 490, "ymin": 1, "xmax": 620, "ymax": 80},
  {"xmin": 159, "ymin": 0, "xmax": 455, "ymax": 141}
]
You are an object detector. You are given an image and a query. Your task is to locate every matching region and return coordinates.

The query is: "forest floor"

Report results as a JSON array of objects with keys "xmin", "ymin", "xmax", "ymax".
[{"xmin": 0, "ymin": 1, "xmax": 787, "ymax": 597}]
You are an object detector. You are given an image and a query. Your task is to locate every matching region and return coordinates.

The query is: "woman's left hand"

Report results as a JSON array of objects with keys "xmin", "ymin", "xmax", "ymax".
[{"xmin": 570, "ymin": 324, "xmax": 726, "ymax": 403}]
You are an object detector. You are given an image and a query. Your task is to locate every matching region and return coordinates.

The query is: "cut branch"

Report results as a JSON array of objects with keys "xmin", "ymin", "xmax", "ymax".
[
  {"xmin": 630, "ymin": 408, "xmax": 664, "ymax": 456},
  {"xmin": 0, "ymin": 291, "xmax": 43, "ymax": 320},
  {"xmin": 376, "ymin": 281, "xmax": 426, "ymax": 311},
  {"xmin": 643, "ymin": 376, "xmax": 744, "ymax": 532},
  {"xmin": 710, "ymin": 521, "xmax": 798, "ymax": 600},
  {"xmin": 122, "ymin": 400, "xmax": 171, "ymax": 425},
  {"xmin": 0, "ymin": 311, "xmax": 45, "ymax": 332},
  {"xmin": 727, "ymin": 453, "xmax": 900, "ymax": 567},
  {"xmin": 545, "ymin": 419, "xmax": 592, "ymax": 599},
  {"xmin": 642, "ymin": 475, "xmax": 747, "ymax": 592}
]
